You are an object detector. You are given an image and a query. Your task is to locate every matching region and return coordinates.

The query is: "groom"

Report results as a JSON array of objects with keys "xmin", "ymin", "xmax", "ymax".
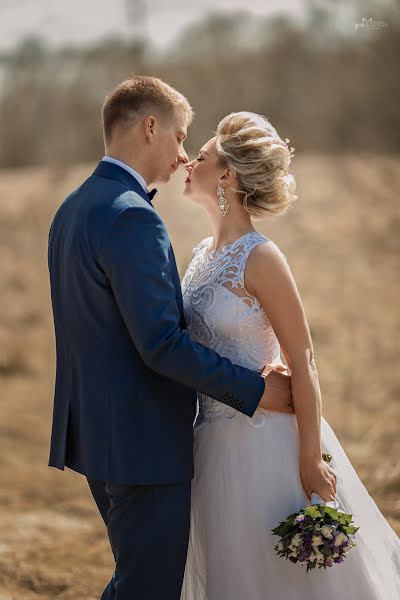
[{"xmin": 48, "ymin": 76, "xmax": 294, "ymax": 599}]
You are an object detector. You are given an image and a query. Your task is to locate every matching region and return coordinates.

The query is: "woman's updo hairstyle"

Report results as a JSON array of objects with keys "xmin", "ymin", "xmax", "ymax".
[{"xmin": 215, "ymin": 111, "xmax": 297, "ymax": 219}]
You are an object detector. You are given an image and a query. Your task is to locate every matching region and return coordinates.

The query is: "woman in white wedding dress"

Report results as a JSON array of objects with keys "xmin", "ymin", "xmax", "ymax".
[{"xmin": 180, "ymin": 112, "xmax": 400, "ymax": 600}]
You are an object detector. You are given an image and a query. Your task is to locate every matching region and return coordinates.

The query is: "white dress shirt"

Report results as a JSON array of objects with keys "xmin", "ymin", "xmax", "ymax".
[{"xmin": 101, "ymin": 156, "xmax": 148, "ymax": 193}]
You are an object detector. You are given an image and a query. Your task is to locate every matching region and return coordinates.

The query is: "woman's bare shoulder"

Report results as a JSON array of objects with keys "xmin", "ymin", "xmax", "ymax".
[{"xmin": 247, "ymin": 238, "xmax": 289, "ymax": 274}]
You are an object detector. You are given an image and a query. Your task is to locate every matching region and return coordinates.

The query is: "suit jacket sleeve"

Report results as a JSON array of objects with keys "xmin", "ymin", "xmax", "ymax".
[{"xmin": 100, "ymin": 203, "xmax": 264, "ymax": 418}]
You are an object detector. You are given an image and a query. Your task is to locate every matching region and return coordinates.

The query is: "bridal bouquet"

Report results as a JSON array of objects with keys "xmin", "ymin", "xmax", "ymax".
[{"xmin": 271, "ymin": 454, "xmax": 359, "ymax": 571}]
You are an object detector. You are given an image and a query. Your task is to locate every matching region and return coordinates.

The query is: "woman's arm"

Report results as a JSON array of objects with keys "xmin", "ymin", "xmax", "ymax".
[{"xmin": 245, "ymin": 242, "xmax": 336, "ymax": 501}]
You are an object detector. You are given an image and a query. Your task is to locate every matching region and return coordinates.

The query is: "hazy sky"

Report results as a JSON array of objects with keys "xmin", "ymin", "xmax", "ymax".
[{"xmin": 0, "ymin": 0, "xmax": 306, "ymax": 50}]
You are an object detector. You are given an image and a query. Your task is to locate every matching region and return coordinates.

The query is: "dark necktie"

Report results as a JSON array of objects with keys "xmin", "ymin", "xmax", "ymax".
[{"xmin": 147, "ymin": 188, "xmax": 158, "ymax": 201}]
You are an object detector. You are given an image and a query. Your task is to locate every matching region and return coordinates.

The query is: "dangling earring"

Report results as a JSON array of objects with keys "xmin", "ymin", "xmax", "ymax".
[{"xmin": 217, "ymin": 185, "xmax": 229, "ymax": 216}]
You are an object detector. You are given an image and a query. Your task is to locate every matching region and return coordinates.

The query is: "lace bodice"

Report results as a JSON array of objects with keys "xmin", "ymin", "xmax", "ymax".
[{"xmin": 182, "ymin": 231, "xmax": 285, "ymax": 429}]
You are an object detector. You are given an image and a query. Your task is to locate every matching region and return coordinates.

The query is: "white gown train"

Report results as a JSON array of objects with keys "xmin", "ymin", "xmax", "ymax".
[{"xmin": 180, "ymin": 232, "xmax": 400, "ymax": 600}]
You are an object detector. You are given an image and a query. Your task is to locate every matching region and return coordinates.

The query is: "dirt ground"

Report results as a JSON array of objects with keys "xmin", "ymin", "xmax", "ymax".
[{"xmin": 1, "ymin": 155, "xmax": 399, "ymax": 598}]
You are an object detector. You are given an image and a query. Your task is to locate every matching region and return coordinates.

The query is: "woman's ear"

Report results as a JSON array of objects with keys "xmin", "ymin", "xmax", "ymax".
[{"xmin": 218, "ymin": 166, "xmax": 236, "ymax": 187}]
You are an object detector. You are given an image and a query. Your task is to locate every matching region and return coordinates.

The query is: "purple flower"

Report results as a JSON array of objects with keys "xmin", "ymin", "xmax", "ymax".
[
  {"xmin": 334, "ymin": 556, "xmax": 344, "ymax": 563},
  {"xmin": 304, "ymin": 534, "xmax": 313, "ymax": 549},
  {"xmin": 298, "ymin": 549, "xmax": 310, "ymax": 562},
  {"xmin": 295, "ymin": 514, "xmax": 305, "ymax": 524}
]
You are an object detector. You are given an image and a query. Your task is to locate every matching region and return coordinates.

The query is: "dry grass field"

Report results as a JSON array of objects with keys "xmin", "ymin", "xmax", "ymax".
[{"xmin": 1, "ymin": 155, "xmax": 399, "ymax": 599}]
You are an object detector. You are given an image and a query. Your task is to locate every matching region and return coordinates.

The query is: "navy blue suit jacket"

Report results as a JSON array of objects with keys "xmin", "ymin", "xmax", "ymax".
[{"xmin": 48, "ymin": 160, "xmax": 264, "ymax": 484}]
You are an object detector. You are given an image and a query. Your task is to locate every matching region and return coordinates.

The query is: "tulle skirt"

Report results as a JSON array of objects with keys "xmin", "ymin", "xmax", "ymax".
[{"xmin": 181, "ymin": 412, "xmax": 400, "ymax": 600}]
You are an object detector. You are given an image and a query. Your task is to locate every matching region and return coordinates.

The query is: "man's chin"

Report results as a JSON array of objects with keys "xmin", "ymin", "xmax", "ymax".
[{"xmin": 153, "ymin": 173, "xmax": 171, "ymax": 185}]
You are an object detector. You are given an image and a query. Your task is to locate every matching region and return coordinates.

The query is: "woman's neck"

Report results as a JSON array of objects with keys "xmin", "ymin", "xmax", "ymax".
[{"xmin": 208, "ymin": 209, "xmax": 255, "ymax": 252}]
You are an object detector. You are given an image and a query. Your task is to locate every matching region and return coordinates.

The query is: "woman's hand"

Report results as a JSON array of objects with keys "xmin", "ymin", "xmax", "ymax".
[{"xmin": 300, "ymin": 456, "xmax": 337, "ymax": 502}]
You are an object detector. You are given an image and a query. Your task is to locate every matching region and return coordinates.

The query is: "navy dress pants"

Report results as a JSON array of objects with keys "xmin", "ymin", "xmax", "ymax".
[{"xmin": 87, "ymin": 478, "xmax": 191, "ymax": 600}]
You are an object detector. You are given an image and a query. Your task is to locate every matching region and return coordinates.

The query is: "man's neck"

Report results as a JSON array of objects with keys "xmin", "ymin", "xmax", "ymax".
[{"xmin": 103, "ymin": 153, "xmax": 150, "ymax": 191}]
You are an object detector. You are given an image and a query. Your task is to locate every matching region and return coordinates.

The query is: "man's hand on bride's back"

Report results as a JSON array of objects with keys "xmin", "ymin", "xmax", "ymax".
[{"xmin": 258, "ymin": 369, "xmax": 294, "ymax": 414}]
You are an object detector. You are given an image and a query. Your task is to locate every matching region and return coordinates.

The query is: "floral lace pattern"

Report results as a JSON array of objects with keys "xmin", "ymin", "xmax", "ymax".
[{"xmin": 182, "ymin": 231, "xmax": 285, "ymax": 429}]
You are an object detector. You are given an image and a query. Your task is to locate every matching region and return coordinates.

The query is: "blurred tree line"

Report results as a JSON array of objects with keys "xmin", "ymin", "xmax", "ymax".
[{"xmin": 0, "ymin": 4, "xmax": 399, "ymax": 168}]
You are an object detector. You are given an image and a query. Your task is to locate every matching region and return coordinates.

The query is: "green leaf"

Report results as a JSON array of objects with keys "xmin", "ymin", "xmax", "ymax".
[
  {"xmin": 272, "ymin": 521, "xmax": 294, "ymax": 537},
  {"xmin": 322, "ymin": 453, "xmax": 333, "ymax": 463},
  {"xmin": 321, "ymin": 540, "xmax": 331, "ymax": 556},
  {"xmin": 342, "ymin": 525, "xmax": 359, "ymax": 535},
  {"xmin": 271, "ymin": 521, "xmax": 287, "ymax": 535},
  {"xmin": 286, "ymin": 512, "xmax": 300, "ymax": 522},
  {"xmin": 307, "ymin": 559, "xmax": 317, "ymax": 572},
  {"xmin": 324, "ymin": 506, "xmax": 339, "ymax": 520},
  {"xmin": 337, "ymin": 511, "xmax": 353, "ymax": 526},
  {"xmin": 305, "ymin": 505, "xmax": 322, "ymax": 519}
]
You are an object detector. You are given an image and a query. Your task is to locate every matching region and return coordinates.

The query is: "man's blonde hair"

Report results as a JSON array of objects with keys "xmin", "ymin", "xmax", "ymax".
[{"xmin": 102, "ymin": 76, "xmax": 194, "ymax": 144}]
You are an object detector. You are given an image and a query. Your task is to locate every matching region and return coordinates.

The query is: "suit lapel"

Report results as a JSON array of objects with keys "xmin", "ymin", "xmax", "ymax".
[
  {"xmin": 92, "ymin": 161, "xmax": 186, "ymax": 327},
  {"xmin": 168, "ymin": 245, "xmax": 186, "ymax": 328},
  {"xmin": 92, "ymin": 161, "xmax": 152, "ymax": 206}
]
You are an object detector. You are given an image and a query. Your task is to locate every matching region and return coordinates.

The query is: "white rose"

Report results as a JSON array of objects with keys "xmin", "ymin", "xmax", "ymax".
[
  {"xmin": 315, "ymin": 550, "xmax": 325, "ymax": 564},
  {"xmin": 291, "ymin": 533, "xmax": 303, "ymax": 547},
  {"xmin": 321, "ymin": 525, "xmax": 333, "ymax": 539},
  {"xmin": 312, "ymin": 535, "xmax": 323, "ymax": 546},
  {"xmin": 334, "ymin": 532, "xmax": 347, "ymax": 547},
  {"xmin": 288, "ymin": 546, "xmax": 299, "ymax": 557},
  {"xmin": 277, "ymin": 541, "xmax": 285, "ymax": 552}
]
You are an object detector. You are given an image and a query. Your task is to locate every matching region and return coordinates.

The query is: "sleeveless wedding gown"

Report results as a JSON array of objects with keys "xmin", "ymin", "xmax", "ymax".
[{"xmin": 180, "ymin": 231, "xmax": 400, "ymax": 600}]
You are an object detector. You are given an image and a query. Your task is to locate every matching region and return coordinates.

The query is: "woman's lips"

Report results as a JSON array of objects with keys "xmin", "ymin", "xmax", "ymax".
[{"xmin": 185, "ymin": 178, "xmax": 191, "ymax": 183}]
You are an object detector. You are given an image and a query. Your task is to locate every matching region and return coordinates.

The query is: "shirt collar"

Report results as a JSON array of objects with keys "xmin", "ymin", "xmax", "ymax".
[{"xmin": 101, "ymin": 156, "xmax": 148, "ymax": 193}]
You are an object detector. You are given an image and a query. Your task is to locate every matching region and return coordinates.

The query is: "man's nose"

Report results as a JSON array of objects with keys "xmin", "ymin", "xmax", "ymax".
[{"xmin": 178, "ymin": 148, "xmax": 189, "ymax": 165}]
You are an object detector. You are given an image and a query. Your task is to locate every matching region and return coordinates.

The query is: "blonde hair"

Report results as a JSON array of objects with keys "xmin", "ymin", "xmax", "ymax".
[
  {"xmin": 215, "ymin": 111, "xmax": 297, "ymax": 219},
  {"xmin": 102, "ymin": 76, "xmax": 194, "ymax": 144}
]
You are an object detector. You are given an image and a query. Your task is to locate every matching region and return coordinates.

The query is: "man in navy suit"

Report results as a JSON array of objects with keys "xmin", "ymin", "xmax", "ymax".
[{"xmin": 48, "ymin": 76, "xmax": 294, "ymax": 599}]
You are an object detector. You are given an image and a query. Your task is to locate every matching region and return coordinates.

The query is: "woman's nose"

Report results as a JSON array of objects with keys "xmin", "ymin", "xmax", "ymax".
[{"xmin": 184, "ymin": 162, "xmax": 193, "ymax": 173}]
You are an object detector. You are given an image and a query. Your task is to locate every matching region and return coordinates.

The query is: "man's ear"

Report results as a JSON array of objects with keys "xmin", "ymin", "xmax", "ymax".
[{"xmin": 143, "ymin": 115, "xmax": 157, "ymax": 143}]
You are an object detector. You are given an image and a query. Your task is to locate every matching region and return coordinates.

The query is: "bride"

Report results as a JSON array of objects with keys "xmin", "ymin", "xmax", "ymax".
[{"xmin": 180, "ymin": 112, "xmax": 400, "ymax": 599}]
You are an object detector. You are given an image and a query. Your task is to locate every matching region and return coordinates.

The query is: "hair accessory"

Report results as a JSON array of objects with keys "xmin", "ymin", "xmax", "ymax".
[{"xmin": 285, "ymin": 138, "xmax": 296, "ymax": 158}]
